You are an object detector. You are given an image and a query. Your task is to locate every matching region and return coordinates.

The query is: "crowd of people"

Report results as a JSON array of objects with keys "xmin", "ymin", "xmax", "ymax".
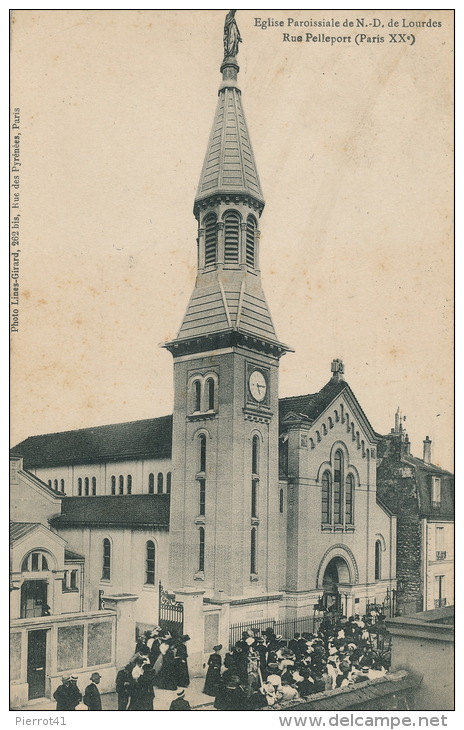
[
  {"xmin": 115, "ymin": 628, "xmax": 192, "ymax": 710},
  {"xmin": 53, "ymin": 613, "xmax": 390, "ymax": 711},
  {"xmin": 204, "ymin": 613, "xmax": 390, "ymax": 711}
]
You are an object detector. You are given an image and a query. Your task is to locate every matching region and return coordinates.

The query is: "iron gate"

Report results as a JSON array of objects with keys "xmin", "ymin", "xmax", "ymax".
[{"xmin": 158, "ymin": 581, "xmax": 184, "ymax": 637}]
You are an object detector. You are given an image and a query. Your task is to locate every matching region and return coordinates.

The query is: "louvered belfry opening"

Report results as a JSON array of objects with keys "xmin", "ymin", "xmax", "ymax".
[
  {"xmin": 224, "ymin": 211, "xmax": 240, "ymax": 263},
  {"xmin": 204, "ymin": 213, "xmax": 217, "ymax": 266},
  {"xmin": 246, "ymin": 215, "xmax": 256, "ymax": 267}
]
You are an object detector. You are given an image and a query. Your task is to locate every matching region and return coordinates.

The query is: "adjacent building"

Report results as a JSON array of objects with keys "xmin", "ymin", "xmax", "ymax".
[
  {"xmin": 377, "ymin": 413, "xmax": 454, "ymax": 614},
  {"xmin": 10, "ymin": 457, "xmax": 136, "ymax": 708}
]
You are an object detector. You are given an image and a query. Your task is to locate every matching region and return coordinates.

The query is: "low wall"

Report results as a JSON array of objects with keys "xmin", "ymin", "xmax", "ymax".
[{"xmin": 10, "ymin": 611, "xmax": 117, "ymax": 709}]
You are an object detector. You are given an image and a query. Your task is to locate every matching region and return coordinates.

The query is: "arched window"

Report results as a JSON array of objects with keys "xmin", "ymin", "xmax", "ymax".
[
  {"xmin": 77, "ymin": 478, "xmax": 82, "ymax": 496},
  {"xmin": 375, "ymin": 540, "xmax": 382, "ymax": 580},
  {"xmin": 111, "ymin": 476, "xmax": 116, "ymax": 495},
  {"xmin": 246, "ymin": 216, "xmax": 257, "ymax": 267},
  {"xmin": 54, "ymin": 479, "xmax": 58, "ymax": 491},
  {"xmin": 22, "ymin": 551, "xmax": 49, "ymax": 572},
  {"xmin": 199, "ymin": 434, "xmax": 207, "ymax": 473},
  {"xmin": 204, "ymin": 214, "xmax": 217, "ymax": 266},
  {"xmin": 157, "ymin": 473, "xmax": 163, "ymax": 494},
  {"xmin": 252, "ymin": 435, "xmax": 260, "ymax": 475},
  {"xmin": 322, "ymin": 471, "xmax": 332, "ymax": 523},
  {"xmin": 345, "ymin": 474, "xmax": 354, "ymax": 524},
  {"xmin": 84, "ymin": 477, "xmax": 89, "ymax": 496},
  {"xmin": 127, "ymin": 475, "xmax": 132, "ymax": 495},
  {"xmin": 198, "ymin": 527, "xmax": 205, "ymax": 572},
  {"xmin": 48, "ymin": 479, "xmax": 52, "ymax": 488},
  {"xmin": 206, "ymin": 377, "xmax": 215, "ymax": 411},
  {"xmin": 102, "ymin": 539, "xmax": 111, "ymax": 580},
  {"xmin": 60, "ymin": 479, "xmax": 65, "ymax": 493},
  {"xmin": 250, "ymin": 528, "xmax": 257, "ymax": 574},
  {"xmin": 199, "ymin": 478, "xmax": 206, "ymax": 516},
  {"xmin": 119, "ymin": 475, "xmax": 124, "ymax": 495},
  {"xmin": 279, "ymin": 488, "xmax": 284, "ymax": 513},
  {"xmin": 92, "ymin": 477, "xmax": 97, "ymax": 495},
  {"xmin": 251, "ymin": 479, "xmax": 258, "ymax": 519},
  {"xmin": 193, "ymin": 380, "xmax": 201, "ymax": 412},
  {"xmin": 145, "ymin": 540, "xmax": 155, "ymax": 585},
  {"xmin": 148, "ymin": 473, "xmax": 155, "ymax": 494},
  {"xmin": 224, "ymin": 211, "xmax": 240, "ymax": 263},
  {"xmin": 334, "ymin": 451, "xmax": 343, "ymax": 524},
  {"xmin": 166, "ymin": 472, "xmax": 172, "ymax": 494}
]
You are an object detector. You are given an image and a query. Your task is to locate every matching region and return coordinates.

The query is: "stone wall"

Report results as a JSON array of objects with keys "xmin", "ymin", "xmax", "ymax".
[{"xmin": 377, "ymin": 435, "xmax": 423, "ymax": 613}]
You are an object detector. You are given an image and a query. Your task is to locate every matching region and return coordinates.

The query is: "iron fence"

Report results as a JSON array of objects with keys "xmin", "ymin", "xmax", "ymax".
[
  {"xmin": 229, "ymin": 614, "xmax": 322, "ymax": 648},
  {"xmin": 158, "ymin": 581, "xmax": 184, "ymax": 638}
]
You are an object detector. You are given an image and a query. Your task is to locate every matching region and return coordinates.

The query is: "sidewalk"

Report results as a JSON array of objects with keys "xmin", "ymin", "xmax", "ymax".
[{"xmin": 18, "ymin": 676, "xmax": 215, "ymax": 712}]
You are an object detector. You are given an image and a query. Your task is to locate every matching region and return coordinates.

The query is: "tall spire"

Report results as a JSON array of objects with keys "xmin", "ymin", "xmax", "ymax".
[
  {"xmin": 165, "ymin": 12, "xmax": 291, "ymax": 359},
  {"xmin": 194, "ymin": 11, "xmax": 264, "ymax": 216}
]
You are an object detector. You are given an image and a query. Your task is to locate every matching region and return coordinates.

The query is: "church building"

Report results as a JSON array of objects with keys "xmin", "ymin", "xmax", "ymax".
[
  {"xmin": 11, "ymin": 22, "xmax": 402, "ymax": 680},
  {"xmin": 13, "ymin": 24, "xmax": 396, "ymax": 669}
]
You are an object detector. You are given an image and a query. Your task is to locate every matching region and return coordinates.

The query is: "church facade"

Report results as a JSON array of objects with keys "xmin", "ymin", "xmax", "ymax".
[{"xmin": 12, "ymin": 33, "xmax": 402, "ymax": 678}]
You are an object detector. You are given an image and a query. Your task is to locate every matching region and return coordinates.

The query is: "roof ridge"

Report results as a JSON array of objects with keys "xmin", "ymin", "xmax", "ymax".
[
  {"xmin": 278, "ymin": 392, "xmax": 318, "ymax": 403},
  {"xmin": 12, "ymin": 414, "xmax": 172, "ymax": 444}
]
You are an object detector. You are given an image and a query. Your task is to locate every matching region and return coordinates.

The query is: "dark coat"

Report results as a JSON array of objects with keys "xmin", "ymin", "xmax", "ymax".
[
  {"xmin": 297, "ymin": 679, "xmax": 314, "ymax": 698},
  {"xmin": 115, "ymin": 666, "xmax": 132, "ymax": 710},
  {"xmin": 83, "ymin": 682, "xmax": 102, "ymax": 711},
  {"xmin": 214, "ymin": 685, "xmax": 247, "ymax": 711},
  {"xmin": 175, "ymin": 642, "xmax": 190, "ymax": 688},
  {"xmin": 53, "ymin": 683, "xmax": 81, "ymax": 711},
  {"xmin": 169, "ymin": 697, "xmax": 191, "ymax": 711},
  {"xmin": 149, "ymin": 638, "xmax": 162, "ymax": 667},
  {"xmin": 203, "ymin": 652, "xmax": 222, "ymax": 696},
  {"xmin": 128, "ymin": 669, "xmax": 155, "ymax": 711},
  {"xmin": 154, "ymin": 648, "xmax": 177, "ymax": 690}
]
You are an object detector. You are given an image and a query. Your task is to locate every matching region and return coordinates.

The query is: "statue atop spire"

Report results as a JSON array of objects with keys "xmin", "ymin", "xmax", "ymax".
[{"xmin": 223, "ymin": 10, "xmax": 242, "ymax": 60}]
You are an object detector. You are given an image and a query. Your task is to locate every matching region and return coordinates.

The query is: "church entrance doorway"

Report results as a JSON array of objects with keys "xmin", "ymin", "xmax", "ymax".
[{"xmin": 321, "ymin": 557, "xmax": 351, "ymax": 613}]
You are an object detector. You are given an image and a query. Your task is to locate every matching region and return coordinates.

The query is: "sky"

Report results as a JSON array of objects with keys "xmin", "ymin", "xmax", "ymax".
[{"xmin": 10, "ymin": 9, "xmax": 453, "ymax": 470}]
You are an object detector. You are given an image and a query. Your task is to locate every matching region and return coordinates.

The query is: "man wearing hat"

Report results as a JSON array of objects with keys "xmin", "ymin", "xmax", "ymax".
[
  {"xmin": 169, "ymin": 688, "xmax": 191, "ymax": 711},
  {"xmin": 69, "ymin": 676, "xmax": 83, "ymax": 710},
  {"xmin": 53, "ymin": 676, "xmax": 79, "ymax": 711},
  {"xmin": 83, "ymin": 672, "xmax": 102, "ymax": 710}
]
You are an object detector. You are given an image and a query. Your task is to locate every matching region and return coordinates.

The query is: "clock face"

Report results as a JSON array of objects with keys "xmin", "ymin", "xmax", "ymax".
[{"xmin": 249, "ymin": 370, "xmax": 267, "ymax": 402}]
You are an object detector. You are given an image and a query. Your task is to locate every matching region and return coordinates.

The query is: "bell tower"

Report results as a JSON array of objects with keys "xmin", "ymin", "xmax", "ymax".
[{"xmin": 164, "ymin": 12, "xmax": 291, "ymax": 650}]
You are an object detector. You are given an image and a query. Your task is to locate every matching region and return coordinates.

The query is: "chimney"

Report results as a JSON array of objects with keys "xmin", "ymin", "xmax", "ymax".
[
  {"xmin": 423, "ymin": 436, "xmax": 432, "ymax": 464},
  {"xmin": 403, "ymin": 434, "xmax": 411, "ymax": 455}
]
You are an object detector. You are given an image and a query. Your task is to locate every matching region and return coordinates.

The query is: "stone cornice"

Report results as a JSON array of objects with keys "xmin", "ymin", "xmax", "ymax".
[
  {"xmin": 194, "ymin": 192, "xmax": 264, "ymax": 219},
  {"xmin": 164, "ymin": 329, "xmax": 291, "ymax": 359}
]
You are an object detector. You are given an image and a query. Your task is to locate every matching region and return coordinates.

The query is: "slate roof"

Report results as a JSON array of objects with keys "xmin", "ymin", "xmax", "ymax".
[
  {"xmin": 176, "ymin": 280, "xmax": 279, "ymax": 342},
  {"xmin": 50, "ymin": 494, "xmax": 170, "ymax": 529},
  {"xmin": 279, "ymin": 377, "xmax": 350, "ymax": 423},
  {"xmin": 196, "ymin": 82, "xmax": 264, "ymax": 205},
  {"xmin": 10, "ymin": 521, "xmax": 42, "ymax": 544},
  {"xmin": 279, "ymin": 376, "xmax": 377, "ymax": 440},
  {"xmin": 403, "ymin": 454, "xmax": 454, "ymax": 519},
  {"xmin": 11, "ymin": 415, "xmax": 172, "ymax": 469},
  {"xmin": 65, "ymin": 548, "xmax": 85, "ymax": 561},
  {"xmin": 11, "ymin": 377, "xmax": 379, "ymax": 469}
]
